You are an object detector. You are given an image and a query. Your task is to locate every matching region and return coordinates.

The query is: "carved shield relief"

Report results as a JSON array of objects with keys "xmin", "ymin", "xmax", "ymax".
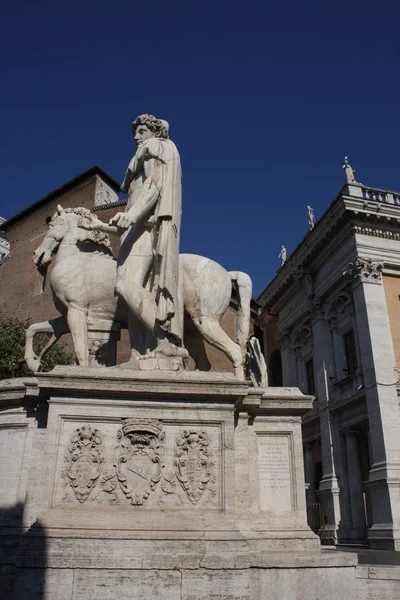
[
  {"xmin": 174, "ymin": 430, "xmax": 214, "ymax": 504},
  {"xmin": 114, "ymin": 419, "xmax": 165, "ymax": 506},
  {"xmin": 63, "ymin": 425, "xmax": 104, "ymax": 503}
]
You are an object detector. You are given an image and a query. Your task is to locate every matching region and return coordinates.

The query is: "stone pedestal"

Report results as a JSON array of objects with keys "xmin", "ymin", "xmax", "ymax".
[
  {"xmin": 87, "ymin": 320, "xmax": 120, "ymax": 367},
  {"xmin": 0, "ymin": 369, "xmax": 357, "ymax": 599}
]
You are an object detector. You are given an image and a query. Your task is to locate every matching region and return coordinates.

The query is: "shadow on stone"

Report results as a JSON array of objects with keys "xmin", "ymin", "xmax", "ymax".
[{"xmin": 0, "ymin": 502, "xmax": 46, "ymax": 600}]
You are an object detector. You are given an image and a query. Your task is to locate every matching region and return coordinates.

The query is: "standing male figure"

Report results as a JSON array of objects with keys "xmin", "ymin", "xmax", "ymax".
[{"xmin": 90, "ymin": 114, "xmax": 187, "ymax": 367}]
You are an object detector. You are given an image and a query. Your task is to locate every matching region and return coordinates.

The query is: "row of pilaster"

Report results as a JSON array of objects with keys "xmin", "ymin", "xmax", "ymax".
[{"xmin": 278, "ymin": 257, "xmax": 400, "ymax": 547}]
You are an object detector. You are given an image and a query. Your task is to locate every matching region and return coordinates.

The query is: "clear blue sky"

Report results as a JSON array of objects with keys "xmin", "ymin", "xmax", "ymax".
[{"xmin": 1, "ymin": 1, "xmax": 399, "ymax": 296}]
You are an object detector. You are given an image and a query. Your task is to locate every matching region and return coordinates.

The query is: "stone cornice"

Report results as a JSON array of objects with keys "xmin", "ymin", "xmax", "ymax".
[{"xmin": 258, "ymin": 193, "xmax": 400, "ymax": 311}]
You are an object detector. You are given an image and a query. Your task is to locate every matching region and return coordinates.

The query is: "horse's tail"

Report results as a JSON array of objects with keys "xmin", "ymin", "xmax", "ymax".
[{"xmin": 229, "ymin": 270, "xmax": 252, "ymax": 357}]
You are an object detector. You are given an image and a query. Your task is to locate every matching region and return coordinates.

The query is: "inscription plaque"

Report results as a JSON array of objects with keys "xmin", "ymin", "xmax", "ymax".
[{"xmin": 257, "ymin": 434, "xmax": 292, "ymax": 512}]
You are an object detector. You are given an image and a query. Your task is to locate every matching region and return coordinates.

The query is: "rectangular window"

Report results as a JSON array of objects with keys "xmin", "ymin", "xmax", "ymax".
[
  {"xmin": 306, "ymin": 359, "xmax": 315, "ymax": 395},
  {"xmin": 343, "ymin": 330, "xmax": 357, "ymax": 376}
]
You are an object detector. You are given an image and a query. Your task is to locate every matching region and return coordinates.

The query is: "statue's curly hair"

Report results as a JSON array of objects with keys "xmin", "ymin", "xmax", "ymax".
[{"xmin": 132, "ymin": 114, "xmax": 168, "ymax": 139}]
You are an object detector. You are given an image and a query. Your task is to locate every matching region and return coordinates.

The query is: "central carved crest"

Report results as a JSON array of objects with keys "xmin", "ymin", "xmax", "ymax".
[{"xmin": 114, "ymin": 418, "xmax": 165, "ymax": 505}]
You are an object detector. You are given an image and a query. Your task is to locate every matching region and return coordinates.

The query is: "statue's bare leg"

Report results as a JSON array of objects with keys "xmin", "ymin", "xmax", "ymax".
[
  {"xmin": 117, "ymin": 226, "xmax": 187, "ymax": 364},
  {"xmin": 116, "ymin": 227, "xmax": 155, "ymax": 366},
  {"xmin": 149, "ymin": 265, "xmax": 188, "ymax": 359},
  {"xmin": 67, "ymin": 306, "xmax": 89, "ymax": 366},
  {"xmin": 192, "ymin": 315, "xmax": 244, "ymax": 379}
]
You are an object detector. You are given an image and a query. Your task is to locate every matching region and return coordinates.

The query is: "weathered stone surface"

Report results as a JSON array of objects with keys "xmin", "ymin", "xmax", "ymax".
[
  {"xmin": 181, "ymin": 569, "xmax": 250, "ymax": 600},
  {"xmin": 73, "ymin": 569, "xmax": 181, "ymax": 600},
  {"xmin": 0, "ymin": 371, "xmax": 359, "ymax": 599},
  {"xmin": 11, "ymin": 569, "xmax": 74, "ymax": 600},
  {"xmin": 357, "ymin": 566, "xmax": 400, "ymax": 600}
]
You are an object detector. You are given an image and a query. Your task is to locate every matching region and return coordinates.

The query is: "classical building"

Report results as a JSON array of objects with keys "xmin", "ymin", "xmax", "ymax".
[{"xmin": 258, "ymin": 160, "xmax": 400, "ymax": 550}]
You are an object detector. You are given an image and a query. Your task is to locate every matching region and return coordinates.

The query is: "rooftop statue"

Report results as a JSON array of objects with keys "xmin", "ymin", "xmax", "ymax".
[
  {"xmin": 278, "ymin": 245, "xmax": 287, "ymax": 266},
  {"xmin": 343, "ymin": 156, "xmax": 356, "ymax": 183},
  {"xmin": 307, "ymin": 205, "xmax": 316, "ymax": 230}
]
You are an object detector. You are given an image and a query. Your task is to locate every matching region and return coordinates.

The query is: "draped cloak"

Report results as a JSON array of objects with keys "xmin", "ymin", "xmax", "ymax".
[{"xmin": 123, "ymin": 137, "xmax": 183, "ymax": 344}]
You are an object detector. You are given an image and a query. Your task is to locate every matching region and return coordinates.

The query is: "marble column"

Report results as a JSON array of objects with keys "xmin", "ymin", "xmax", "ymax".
[
  {"xmin": 342, "ymin": 428, "xmax": 367, "ymax": 539},
  {"xmin": 347, "ymin": 258, "xmax": 400, "ymax": 549},
  {"xmin": 311, "ymin": 304, "xmax": 341, "ymax": 544}
]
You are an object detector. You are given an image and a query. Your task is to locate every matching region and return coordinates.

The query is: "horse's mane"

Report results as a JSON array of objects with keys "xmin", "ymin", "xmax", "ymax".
[{"xmin": 49, "ymin": 207, "xmax": 112, "ymax": 251}]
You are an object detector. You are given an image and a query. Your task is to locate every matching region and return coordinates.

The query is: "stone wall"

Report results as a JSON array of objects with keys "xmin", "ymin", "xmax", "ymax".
[
  {"xmin": 383, "ymin": 274, "xmax": 400, "ymax": 372},
  {"xmin": 0, "ymin": 176, "xmax": 98, "ymax": 323}
]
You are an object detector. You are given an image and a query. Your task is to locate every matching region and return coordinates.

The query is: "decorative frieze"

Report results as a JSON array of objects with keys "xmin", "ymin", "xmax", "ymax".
[
  {"xmin": 353, "ymin": 225, "xmax": 400, "ymax": 240},
  {"xmin": 58, "ymin": 420, "xmax": 220, "ymax": 509}
]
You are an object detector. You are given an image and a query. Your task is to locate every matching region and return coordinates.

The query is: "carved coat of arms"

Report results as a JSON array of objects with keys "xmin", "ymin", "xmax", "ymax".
[
  {"xmin": 174, "ymin": 430, "xmax": 214, "ymax": 504},
  {"xmin": 114, "ymin": 418, "xmax": 165, "ymax": 505},
  {"xmin": 63, "ymin": 424, "xmax": 104, "ymax": 503}
]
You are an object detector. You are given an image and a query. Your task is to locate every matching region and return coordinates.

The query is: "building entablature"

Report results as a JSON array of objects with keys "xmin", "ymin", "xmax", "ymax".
[{"xmin": 258, "ymin": 186, "xmax": 400, "ymax": 316}]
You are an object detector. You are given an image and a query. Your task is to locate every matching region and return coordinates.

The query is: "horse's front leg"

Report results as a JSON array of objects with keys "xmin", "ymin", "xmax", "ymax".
[
  {"xmin": 67, "ymin": 306, "xmax": 89, "ymax": 366},
  {"xmin": 25, "ymin": 316, "xmax": 68, "ymax": 372}
]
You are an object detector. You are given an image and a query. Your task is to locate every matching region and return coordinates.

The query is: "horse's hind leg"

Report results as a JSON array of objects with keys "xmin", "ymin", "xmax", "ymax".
[
  {"xmin": 67, "ymin": 306, "xmax": 89, "ymax": 366},
  {"xmin": 25, "ymin": 316, "xmax": 68, "ymax": 372},
  {"xmin": 192, "ymin": 316, "xmax": 244, "ymax": 379}
]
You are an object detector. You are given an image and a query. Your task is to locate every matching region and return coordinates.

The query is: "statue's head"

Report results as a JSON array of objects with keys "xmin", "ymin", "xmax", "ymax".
[{"xmin": 132, "ymin": 114, "xmax": 169, "ymax": 147}]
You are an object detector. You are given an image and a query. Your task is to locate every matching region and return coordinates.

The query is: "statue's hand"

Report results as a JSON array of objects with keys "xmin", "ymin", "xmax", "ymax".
[
  {"xmin": 79, "ymin": 215, "xmax": 106, "ymax": 231},
  {"xmin": 109, "ymin": 212, "xmax": 136, "ymax": 230}
]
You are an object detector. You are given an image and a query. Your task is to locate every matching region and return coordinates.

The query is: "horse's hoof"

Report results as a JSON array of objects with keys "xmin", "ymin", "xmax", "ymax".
[{"xmin": 117, "ymin": 357, "xmax": 141, "ymax": 370}]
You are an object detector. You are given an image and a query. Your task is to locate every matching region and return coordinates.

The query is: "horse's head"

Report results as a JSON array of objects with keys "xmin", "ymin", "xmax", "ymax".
[
  {"xmin": 33, "ymin": 205, "xmax": 69, "ymax": 267},
  {"xmin": 33, "ymin": 205, "xmax": 112, "ymax": 268}
]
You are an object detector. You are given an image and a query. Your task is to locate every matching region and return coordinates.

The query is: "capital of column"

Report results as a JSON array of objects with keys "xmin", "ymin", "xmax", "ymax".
[
  {"xmin": 341, "ymin": 426, "xmax": 360, "ymax": 439},
  {"xmin": 277, "ymin": 328, "xmax": 291, "ymax": 350},
  {"xmin": 308, "ymin": 296, "xmax": 324, "ymax": 323},
  {"xmin": 343, "ymin": 258, "xmax": 383, "ymax": 287}
]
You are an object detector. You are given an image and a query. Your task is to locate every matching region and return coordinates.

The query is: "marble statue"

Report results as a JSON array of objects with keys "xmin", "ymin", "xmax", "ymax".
[
  {"xmin": 89, "ymin": 114, "xmax": 186, "ymax": 368},
  {"xmin": 307, "ymin": 205, "xmax": 315, "ymax": 230},
  {"xmin": 343, "ymin": 156, "xmax": 356, "ymax": 183},
  {"xmin": 27, "ymin": 206, "xmax": 252, "ymax": 378},
  {"xmin": 279, "ymin": 245, "xmax": 287, "ymax": 266},
  {"xmin": 25, "ymin": 206, "xmax": 126, "ymax": 371}
]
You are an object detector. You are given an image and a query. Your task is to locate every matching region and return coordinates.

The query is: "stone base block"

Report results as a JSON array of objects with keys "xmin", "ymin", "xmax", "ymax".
[
  {"xmin": 0, "ymin": 370, "xmax": 359, "ymax": 598},
  {"xmin": 357, "ymin": 565, "xmax": 400, "ymax": 600},
  {"xmin": 2, "ymin": 534, "xmax": 357, "ymax": 600}
]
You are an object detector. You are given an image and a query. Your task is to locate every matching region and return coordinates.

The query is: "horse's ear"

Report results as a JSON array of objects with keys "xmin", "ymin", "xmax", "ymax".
[{"xmin": 57, "ymin": 204, "xmax": 64, "ymax": 214}]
